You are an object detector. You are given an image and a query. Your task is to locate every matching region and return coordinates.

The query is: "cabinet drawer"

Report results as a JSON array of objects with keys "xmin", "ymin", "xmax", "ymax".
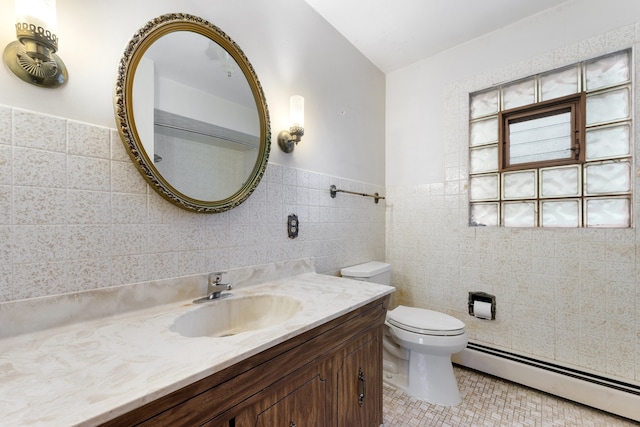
[{"xmin": 235, "ymin": 367, "xmax": 329, "ymax": 427}]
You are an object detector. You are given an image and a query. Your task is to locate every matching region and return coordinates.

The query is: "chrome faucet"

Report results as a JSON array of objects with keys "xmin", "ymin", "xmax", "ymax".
[{"xmin": 193, "ymin": 272, "xmax": 233, "ymax": 303}]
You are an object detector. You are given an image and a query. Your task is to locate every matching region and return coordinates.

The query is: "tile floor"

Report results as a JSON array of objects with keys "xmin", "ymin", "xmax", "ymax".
[{"xmin": 382, "ymin": 366, "xmax": 638, "ymax": 426}]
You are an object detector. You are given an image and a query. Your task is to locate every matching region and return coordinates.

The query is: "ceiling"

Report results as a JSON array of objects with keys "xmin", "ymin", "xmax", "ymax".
[{"xmin": 304, "ymin": 0, "xmax": 569, "ymax": 73}]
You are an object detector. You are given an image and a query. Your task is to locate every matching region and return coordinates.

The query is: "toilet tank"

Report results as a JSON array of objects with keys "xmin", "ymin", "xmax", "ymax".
[{"xmin": 340, "ymin": 261, "xmax": 391, "ymax": 286}]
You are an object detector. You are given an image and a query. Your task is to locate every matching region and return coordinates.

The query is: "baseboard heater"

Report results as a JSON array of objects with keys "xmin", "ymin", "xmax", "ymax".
[{"xmin": 452, "ymin": 342, "xmax": 640, "ymax": 422}]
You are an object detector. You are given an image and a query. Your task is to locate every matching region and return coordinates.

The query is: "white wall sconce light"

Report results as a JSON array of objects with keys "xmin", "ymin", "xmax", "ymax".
[
  {"xmin": 278, "ymin": 95, "xmax": 304, "ymax": 153},
  {"xmin": 3, "ymin": 0, "xmax": 68, "ymax": 88}
]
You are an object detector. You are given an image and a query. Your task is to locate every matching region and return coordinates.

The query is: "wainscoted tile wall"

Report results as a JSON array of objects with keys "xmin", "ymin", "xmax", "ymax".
[
  {"xmin": 0, "ymin": 105, "xmax": 385, "ymax": 303},
  {"xmin": 386, "ymin": 24, "xmax": 640, "ymax": 383}
]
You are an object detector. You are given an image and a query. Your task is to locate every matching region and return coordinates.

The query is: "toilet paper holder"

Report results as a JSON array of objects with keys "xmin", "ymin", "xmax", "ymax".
[{"xmin": 468, "ymin": 291, "xmax": 496, "ymax": 320}]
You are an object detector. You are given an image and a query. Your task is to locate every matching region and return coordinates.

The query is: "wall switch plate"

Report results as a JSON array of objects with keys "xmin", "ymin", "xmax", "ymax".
[{"xmin": 287, "ymin": 214, "xmax": 299, "ymax": 239}]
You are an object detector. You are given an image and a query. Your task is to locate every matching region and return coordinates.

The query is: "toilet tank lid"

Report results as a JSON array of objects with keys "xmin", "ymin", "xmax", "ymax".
[{"xmin": 341, "ymin": 261, "xmax": 391, "ymax": 278}]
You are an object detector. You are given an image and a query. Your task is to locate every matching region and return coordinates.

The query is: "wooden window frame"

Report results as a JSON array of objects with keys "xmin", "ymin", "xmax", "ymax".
[{"xmin": 499, "ymin": 93, "xmax": 585, "ymax": 172}]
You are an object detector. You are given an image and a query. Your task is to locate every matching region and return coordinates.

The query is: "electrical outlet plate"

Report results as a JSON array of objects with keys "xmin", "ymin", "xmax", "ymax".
[{"xmin": 287, "ymin": 214, "xmax": 299, "ymax": 238}]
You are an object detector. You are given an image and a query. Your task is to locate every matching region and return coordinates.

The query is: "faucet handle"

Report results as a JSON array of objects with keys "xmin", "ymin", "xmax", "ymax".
[{"xmin": 208, "ymin": 272, "xmax": 224, "ymax": 285}]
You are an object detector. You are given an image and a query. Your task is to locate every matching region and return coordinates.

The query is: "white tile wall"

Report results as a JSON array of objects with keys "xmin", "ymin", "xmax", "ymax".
[
  {"xmin": 386, "ymin": 25, "xmax": 640, "ymax": 383},
  {"xmin": 0, "ymin": 106, "xmax": 385, "ymax": 302}
]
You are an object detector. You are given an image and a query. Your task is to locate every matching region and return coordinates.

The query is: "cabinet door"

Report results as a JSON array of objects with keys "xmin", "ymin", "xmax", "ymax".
[{"xmin": 336, "ymin": 329, "xmax": 383, "ymax": 427}]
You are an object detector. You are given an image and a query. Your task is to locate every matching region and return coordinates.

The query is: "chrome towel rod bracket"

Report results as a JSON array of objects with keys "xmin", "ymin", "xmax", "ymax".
[{"xmin": 329, "ymin": 185, "xmax": 385, "ymax": 204}]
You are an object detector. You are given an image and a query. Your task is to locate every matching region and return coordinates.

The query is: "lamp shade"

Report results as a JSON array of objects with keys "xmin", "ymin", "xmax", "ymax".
[
  {"xmin": 15, "ymin": 0, "xmax": 57, "ymax": 30},
  {"xmin": 290, "ymin": 95, "xmax": 304, "ymax": 128}
]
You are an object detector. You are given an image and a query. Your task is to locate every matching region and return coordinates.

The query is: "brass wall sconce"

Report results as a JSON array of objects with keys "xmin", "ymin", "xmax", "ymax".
[
  {"xmin": 278, "ymin": 95, "xmax": 304, "ymax": 153},
  {"xmin": 3, "ymin": 0, "xmax": 68, "ymax": 88}
]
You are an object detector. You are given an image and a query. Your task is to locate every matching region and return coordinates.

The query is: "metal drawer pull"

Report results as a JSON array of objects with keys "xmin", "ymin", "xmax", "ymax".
[{"xmin": 358, "ymin": 368, "xmax": 366, "ymax": 406}]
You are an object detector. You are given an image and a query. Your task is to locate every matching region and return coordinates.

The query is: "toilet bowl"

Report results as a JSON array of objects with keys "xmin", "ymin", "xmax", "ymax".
[
  {"xmin": 386, "ymin": 305, "xmax": 468, "ymax": 406},
  {"xmin": 341, "ymin": 261, "xmax": 468, "ymax": 406}
]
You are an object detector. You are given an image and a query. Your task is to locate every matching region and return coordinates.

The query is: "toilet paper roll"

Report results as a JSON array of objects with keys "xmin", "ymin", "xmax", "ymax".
[{"xmin": 473, "ymin": 300, "xmax": 493, "ymax": 320}]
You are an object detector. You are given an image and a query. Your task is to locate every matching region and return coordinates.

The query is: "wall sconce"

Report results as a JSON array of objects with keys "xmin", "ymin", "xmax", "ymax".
[
  {"xmin": 278, "ymin": 95, "xmax": 304, "ymax": 153},
  {"xmin": 3, "ymin": 0, "xmax": 68, "ymax": 88}
]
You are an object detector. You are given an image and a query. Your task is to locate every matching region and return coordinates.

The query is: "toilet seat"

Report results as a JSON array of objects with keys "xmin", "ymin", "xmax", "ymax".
[{"xmin": 387, "ymin": 305, "xmax": 465, "ymax": 337}]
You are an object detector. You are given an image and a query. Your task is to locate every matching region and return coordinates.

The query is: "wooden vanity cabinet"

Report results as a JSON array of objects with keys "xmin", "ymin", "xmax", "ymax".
[{"xmin": 101, "ymin": 295, "xmax": 389, "ymax": 427}]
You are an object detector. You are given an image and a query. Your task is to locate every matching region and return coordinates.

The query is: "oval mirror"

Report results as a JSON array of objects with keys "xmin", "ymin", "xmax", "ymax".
[{"xmin": 114, "ymin": 13, "xmax": 270, "ymax": 213}]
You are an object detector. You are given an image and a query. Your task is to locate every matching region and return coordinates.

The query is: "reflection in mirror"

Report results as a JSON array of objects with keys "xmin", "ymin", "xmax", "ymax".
[
  {"xmin": 153, "ymin": 110, "xmax": 259, "ymax": 200},
  {"xmin": 115, "ymin": 14, "xmax": 270, "ymax": 213}
]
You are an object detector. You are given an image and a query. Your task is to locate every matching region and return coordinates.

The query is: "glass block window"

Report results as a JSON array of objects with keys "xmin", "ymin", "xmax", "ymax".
[
  {"xmin": 470, "ymin": 203, "xmax": 499, "ymax": 227},
  {"xmin": 539, "ymin": 166, "xmax": 581, "ymax": 198},
  {"xmin": 502, "ymin": 170, "xmax": 537, "ymax": 200},
  {"xmin": 540, "ymin": 65, "xmax": 580, "ymax": 101},
  {"xmin": 469, "ymin": 49, "xmax": 632, "ymax": 228},
  {"xmin": 502, "ymin": 201, "xmax": 537, "ymax": 227},
  {"xmin": 541, "ymin": 199, "xmax": 581, "ymax": 227},
  {"xmin": 502, "ymin": 77, "xmax": 536, "ymax": 110}
]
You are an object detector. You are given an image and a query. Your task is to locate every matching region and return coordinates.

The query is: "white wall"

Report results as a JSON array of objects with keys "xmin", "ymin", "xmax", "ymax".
[
  {"xmin": 0, "ymin": 0, "xmax": 386, "ymax": 303},
  {"xmin": 0, "ymin": 0, "xmax": 385, "ymax": 185},
  {"xmin": 386, "ymin": 0, "xmax": 640, "ymax": 384}
]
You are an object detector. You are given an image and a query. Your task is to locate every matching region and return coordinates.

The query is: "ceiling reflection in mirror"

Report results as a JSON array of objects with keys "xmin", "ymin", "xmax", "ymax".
[{"xmin": 114, "ymin": 14, "xmax": 270, "ymax": 213}]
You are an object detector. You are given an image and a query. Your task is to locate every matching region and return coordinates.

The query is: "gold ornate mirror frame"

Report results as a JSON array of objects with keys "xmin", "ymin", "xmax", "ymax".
[{"xmin": 114, "ymin": 13, "xmax": 270, "ymax": 213}]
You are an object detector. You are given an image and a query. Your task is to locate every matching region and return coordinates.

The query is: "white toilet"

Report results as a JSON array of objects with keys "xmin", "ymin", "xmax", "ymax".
[{"xmin": 341, "ymin": 261, "xmax": 468, "ymax": 406}]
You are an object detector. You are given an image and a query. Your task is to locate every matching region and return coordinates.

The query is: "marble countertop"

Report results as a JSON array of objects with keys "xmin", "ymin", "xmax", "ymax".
[{"xmin": 0, "ymin": 261, "xmax": 394, "ymax": 426}]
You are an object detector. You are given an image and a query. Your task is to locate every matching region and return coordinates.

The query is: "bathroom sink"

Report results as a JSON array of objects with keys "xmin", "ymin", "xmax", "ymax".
[{"xmin": 171, "ymin": 294, "xmax": 303, "ymax": 338}]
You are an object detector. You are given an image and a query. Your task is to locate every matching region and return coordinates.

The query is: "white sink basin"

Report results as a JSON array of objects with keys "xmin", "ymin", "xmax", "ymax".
[{"xmin": 171, "ymin": 294, "xmax": 303, "ymax": 338}]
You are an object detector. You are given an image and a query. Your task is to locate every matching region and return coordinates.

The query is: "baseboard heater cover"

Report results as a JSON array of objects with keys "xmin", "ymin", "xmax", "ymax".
[{"xmin": 452, "ymin": 342, "xmax": 640, "ymax": 422}]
